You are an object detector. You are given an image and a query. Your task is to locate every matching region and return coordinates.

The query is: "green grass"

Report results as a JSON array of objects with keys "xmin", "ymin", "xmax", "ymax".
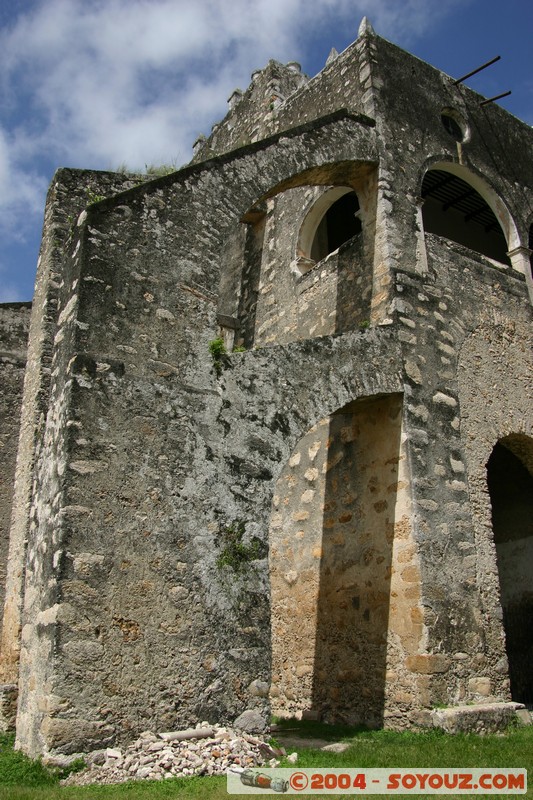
[{"xmin": 0, "ymin": 724, "xmax": 531, "ymax": 799}]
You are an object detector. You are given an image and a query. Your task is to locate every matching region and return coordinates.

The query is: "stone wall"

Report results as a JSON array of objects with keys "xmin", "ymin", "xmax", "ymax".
[
  {"xmin": 193, "ymin": 28, "xmax": 369, "ymax": 164},
  {"xmin": 193, "ymin": 60, "xmax": 308, "ymax": 160},
  {"xmin": 14, "ymin": 114, "xmax": 392, "ymax": 758},
  {"xmin": 397, "ymin": 235, "xmax": 532, "ymax": 707},
  {"xmin": 0, "ymin": 303, "xmax": 31, "ymax": 640},
  {"xmin": 456, "ymin": 273, "xmax": 533, "ymax": 705},
  {"xmin": 0, "ymin": 169, "xmax": 152, "ymax": 684}
]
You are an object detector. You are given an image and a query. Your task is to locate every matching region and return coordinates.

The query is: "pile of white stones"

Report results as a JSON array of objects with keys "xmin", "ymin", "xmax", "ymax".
[{"xmin": 61, "ymin": 723, "xmax": 277, "ymax": 786}]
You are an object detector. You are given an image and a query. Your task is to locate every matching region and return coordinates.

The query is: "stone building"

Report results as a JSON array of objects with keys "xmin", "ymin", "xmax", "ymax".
[{"xmin": 0, "ymin": 18, "xmax": 532, "ymax": 758}]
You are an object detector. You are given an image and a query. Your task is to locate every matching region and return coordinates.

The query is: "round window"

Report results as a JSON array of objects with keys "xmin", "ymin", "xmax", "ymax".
[{"xmin": 441, "ymin": 108, "xmax": 469, "ymax": 143}]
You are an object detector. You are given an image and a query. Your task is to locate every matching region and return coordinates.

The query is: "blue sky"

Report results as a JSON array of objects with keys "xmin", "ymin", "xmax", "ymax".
[{"xmin": 1, "ymin": 0, "xmax": 532, "ymax": 303}]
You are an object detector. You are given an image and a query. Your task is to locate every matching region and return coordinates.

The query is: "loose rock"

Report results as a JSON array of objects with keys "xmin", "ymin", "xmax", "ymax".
[{"xmin": 62, "ymin": 722, "xmax": 268, "ymax": 786}]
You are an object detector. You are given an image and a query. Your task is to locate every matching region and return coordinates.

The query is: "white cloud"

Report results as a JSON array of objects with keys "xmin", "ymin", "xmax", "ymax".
[{"xmin": 0, "ymin": 0, "xmax": 462, "ymax": 249}]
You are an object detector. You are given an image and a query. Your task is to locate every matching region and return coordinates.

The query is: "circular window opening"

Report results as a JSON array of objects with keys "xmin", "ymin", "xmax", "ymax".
[{"xmin": 441, "ymin": 109, "xmax": 468, "ymax": 143}]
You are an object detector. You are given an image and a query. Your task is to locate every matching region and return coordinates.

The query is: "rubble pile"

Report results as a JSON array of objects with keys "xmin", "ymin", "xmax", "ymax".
[{"xmin": 62, "ymin": 723, "xmax": 278, "ymax": 786}]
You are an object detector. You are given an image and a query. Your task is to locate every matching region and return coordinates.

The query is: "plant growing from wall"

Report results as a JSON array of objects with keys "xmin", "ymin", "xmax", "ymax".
[
  {"xmin": 216, "ymin": 520, "xmax": 265, "ymax": 571},
  {"xmin": 144, "ymin": 162, "xmax": 179, "ymax": 177},
  {"xmin": 209, "ymin": 337, "xmax": 226, "ymax": 376},
  {"xmin": 209, "ymin": 338, "xmax": 246, "ymax": 375},
  {"xmin": 85, "ymin": 187, "xmax": 106, "ymax": 205}
]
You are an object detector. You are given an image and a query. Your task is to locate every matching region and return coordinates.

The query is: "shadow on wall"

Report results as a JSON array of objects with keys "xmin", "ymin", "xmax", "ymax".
[{"xmin": 270, "ymin": 394, "xmax": 403, "ymax": 727}]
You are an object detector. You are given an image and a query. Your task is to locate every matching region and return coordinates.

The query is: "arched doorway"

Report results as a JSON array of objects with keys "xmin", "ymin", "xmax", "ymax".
[
  {"xmin": 269, "ymin": 393, "xmax": 421, "ymax": 727},
  {"xmin": 487, "ymin": 435, "xmax": 533, "ymax": 703}
]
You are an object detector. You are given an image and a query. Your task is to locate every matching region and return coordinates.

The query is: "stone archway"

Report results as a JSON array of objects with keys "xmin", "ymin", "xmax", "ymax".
[
  {"xmin": 269, "ymin": 393, "xmax": 422, "ymax": 728},
  {"xmin": 487, "ymin": 434, "xmax": 533, "ymax": 703},
  {"xmin": 421, "ymin": 167, "xmax": 510, "ymax": 265}
]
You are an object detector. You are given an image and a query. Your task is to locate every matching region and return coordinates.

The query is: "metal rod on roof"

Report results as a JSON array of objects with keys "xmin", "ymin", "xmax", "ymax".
[
  {"xmin": 480, "ymin": 90, "xmax": 512, "ymax": 107},
  {"xmin": 453, "ymin": 55, "xmax": 501, "ymax": 85}
]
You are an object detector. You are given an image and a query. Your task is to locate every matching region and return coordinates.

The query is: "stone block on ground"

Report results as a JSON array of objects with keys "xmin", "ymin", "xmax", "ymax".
[{"xmin": 426, "ymin": 702, "xmax": 525, "ymax": 734}]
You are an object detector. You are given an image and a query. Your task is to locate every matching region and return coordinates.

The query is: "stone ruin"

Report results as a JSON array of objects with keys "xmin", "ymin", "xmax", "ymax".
[{"xmin": 0, "ymin": 18, "xmax": 532, "ymax": 759}]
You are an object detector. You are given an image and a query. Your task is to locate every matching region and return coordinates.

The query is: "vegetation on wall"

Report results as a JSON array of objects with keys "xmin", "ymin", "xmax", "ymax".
[
  {"xmin": 216, "ymin": 520, "xmax": 265, "ymax": 571},
  {"xmin": 208, "ymin": 338, "xmax": 245, "ymax": 376}
]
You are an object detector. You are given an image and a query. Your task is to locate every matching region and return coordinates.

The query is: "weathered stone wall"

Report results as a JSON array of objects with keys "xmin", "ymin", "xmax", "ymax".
[
  {"xmin": 455, "ymin": 267, "xmax": 532, "ymax": 704},
  {"xmin": 391, "ymin": 235, "xmax": 532, "ymax": 708},
  {"xmin": 0, "ymin": 169, "xmax": 153, "ymax": 684},
  {"xmin": 193, "ymin": 60, "xmax": 308, "ymax": 161},
  {"xmin": 0, "ymin": 303, "xmax": 31, "ymax": 641},
  {"xmin": 193, "ymin": 32, "xmax": 369, "ymax": 164},
  {"xmin": 275, "ymin": 38, "xmax": 367, "ymax": 131}
]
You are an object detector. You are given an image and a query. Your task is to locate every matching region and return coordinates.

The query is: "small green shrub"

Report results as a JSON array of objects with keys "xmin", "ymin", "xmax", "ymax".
[
  {"xmin": 0, "ymin": 734, "xmax": 58, "ymax": 786},
  {"xmin": 208, "ymin": 337, "xmax": 226, "ymax": 376},
  {"xmin": 208, "ymin": 337, "xmax": 226, "ymax": 358},
  {"xmin": 85, "ymin": 187, "xmax": 106, "ymax": 205},
  {"xmin": 216, "ymin": 520, "xmax": 264, "ymax": 571},
  {"xmin": 144, "ymin": 161, "xmax": 180, "ymax": 177}
]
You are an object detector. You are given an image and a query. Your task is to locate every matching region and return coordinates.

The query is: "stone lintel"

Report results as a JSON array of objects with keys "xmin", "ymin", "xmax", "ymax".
[{"xmin": 217, "ymin": 314, "xmax": 239, "ymax": 330}]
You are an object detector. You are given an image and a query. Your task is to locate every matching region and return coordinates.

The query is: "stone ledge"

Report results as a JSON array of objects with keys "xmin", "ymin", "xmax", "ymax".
[{"xmin": 414, "ymin": 702, "xmax": 526, "ymax": 734}]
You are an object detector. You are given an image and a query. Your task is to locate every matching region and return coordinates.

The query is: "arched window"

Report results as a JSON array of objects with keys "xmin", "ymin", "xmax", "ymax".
[
  {"xmin": 310, "ymin": 192, "xmax": 361, "ymax": 262},
  {"xmin": 422, "ymin": 168, "xmax": 510, "ymax": 265},
  {"xmin": 296, "ymin": 187, "xmax": 361, "ymax": 273}
]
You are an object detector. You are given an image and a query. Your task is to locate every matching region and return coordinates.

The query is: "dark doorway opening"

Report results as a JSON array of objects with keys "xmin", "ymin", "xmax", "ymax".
[{"xmin": 487, "ymin": 438, "xmax": 533, "ymax": 703}]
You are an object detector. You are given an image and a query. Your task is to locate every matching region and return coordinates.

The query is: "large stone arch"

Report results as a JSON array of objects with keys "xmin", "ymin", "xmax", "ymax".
[
  {"xmin": 235, "ymin": 182, "xmax": 374, "ymax": 347},
  {"xmin": 457, "ymin": 318, "xmax": 533, "ymax": 699},
  {"xmin": 224, "ymin": 153, "xmax": 377, "ymax": 348},
  {"xmin": 268, "ymin": 390, "xmax": 425, "ymax": 729}
]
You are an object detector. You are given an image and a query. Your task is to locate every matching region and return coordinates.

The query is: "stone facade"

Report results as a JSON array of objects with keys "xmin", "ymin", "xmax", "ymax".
[{"xmin": 1, "ymin": 19, "xmax": 532, "ymax": 758}]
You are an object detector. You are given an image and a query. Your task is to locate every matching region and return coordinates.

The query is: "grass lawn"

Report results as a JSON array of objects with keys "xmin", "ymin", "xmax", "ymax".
[{"xmin": 0, "ymin": 721, "xmax": 531, "ymax": 799}]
